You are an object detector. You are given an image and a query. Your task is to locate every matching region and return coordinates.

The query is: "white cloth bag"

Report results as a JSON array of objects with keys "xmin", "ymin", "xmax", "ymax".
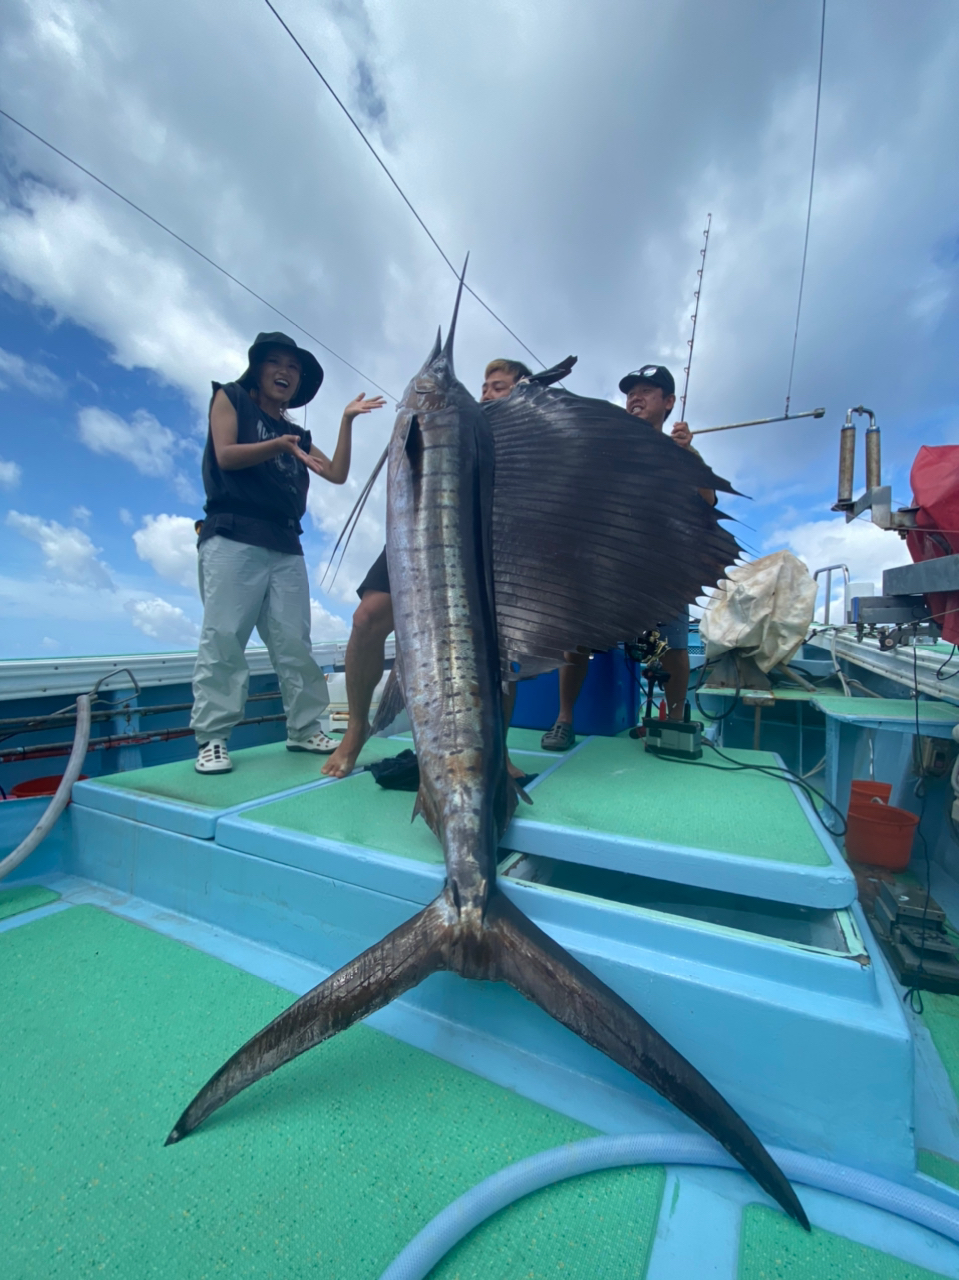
[{"xmin": 699, "ymin": 550, "xmax": 817, "ymax": 673}]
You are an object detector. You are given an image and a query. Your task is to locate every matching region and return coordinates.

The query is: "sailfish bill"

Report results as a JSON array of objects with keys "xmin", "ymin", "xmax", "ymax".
[{"xmin": 166, "ymin": 278, "xmax": 809, "ymax": 1233}]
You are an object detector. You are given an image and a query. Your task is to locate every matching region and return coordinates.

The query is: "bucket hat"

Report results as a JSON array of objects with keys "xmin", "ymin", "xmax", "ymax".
[{"xmin": 239, "ymin": 332, "xmax": 324, "ymax": 408}]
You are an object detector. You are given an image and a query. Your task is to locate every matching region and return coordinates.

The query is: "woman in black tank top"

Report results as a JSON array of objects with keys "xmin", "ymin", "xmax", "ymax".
[{"xmin": 190, "ymin": 331, "xmax": 385, "ymax": 774}]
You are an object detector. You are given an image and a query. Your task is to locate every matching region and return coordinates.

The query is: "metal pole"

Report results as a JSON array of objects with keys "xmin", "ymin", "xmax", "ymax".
[
  {"xmin": 691, "ymin": 407, "xmax": 825, "ymax": 436},
  {"xmin": 679, "ymin": 214, "xmax": 711, "ymax": 423}
]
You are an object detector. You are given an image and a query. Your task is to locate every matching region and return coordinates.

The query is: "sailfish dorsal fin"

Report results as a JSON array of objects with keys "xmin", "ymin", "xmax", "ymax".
[{"xmin": 483, "ymin": 381, "xmax": 742, "ymax": 678}]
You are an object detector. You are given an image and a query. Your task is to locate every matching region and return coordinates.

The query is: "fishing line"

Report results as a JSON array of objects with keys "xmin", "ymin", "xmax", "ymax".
[
  {"xmin": 783, "ymin": 0, "xmax": 827, "ymax": 418},
  {"xmin": 0, "ymin": 106, "xmax": 398, "ymax": 401},
  {"xmin": 262, "ymin": 0, "xmax": 547, "ymax": 369}
]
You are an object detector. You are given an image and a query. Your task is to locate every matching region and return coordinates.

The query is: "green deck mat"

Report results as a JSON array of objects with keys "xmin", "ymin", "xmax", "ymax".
[
  {"xmin": 2, "ymin": 906, "xmax": 664, "ymax": 1279},
  {"xmin": 739, "ymin": 1204, "xmax": 948, "ymax": 1279},
  {"xmin": 920, "ymin": 992, "xmax": 959, "ymax": 1103},
  {"xmin": 813, "ymin": 697, "xmax": 959, "ymax": 726},
  {"xmin": 240, "ymin": 750, "xmax": 548, "ymax": 865},
  {"xmin": 526, "ymin": 738, "xmax": 830, "ymax": 866},
  {"xmin": 0, "ymin": 884, "xmax": 59, "ymax": 921},
  {"xmin": 918, "ymin": 1149, "xmax": 959, "ymax": 1190},
  {"xmin": 93, "ymin": 738, "xmax": 404, "ymax": 811}
]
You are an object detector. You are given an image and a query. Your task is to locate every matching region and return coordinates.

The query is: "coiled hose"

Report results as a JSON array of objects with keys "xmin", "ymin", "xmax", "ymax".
[
  {"xmin": 0, "ymin": 693, "xmax": 91, "ymax": 882},
  {"xmin": 380, "ymin": 1133, "xmax": 959, "ymax": 1280}
]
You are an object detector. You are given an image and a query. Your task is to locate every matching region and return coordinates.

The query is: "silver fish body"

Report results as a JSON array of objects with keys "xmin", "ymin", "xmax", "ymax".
[{"xmin": 386, "ymin": 353, "xmax": 510, "ymax": 931}]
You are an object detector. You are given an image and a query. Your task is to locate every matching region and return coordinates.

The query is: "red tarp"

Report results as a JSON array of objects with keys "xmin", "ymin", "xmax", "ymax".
[{"xmin": 906, "ymin": 445, "xmax": 959, "ymax": 644}]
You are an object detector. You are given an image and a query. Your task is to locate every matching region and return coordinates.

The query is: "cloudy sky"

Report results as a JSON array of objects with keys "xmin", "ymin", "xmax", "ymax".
[{"xmin": 1, "ymin": 0, "xmax": 957, "ymax": 657}]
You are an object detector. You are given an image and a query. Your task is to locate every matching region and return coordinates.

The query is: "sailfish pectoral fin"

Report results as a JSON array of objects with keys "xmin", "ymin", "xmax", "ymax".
[
  {"xmin": 482, "ymin": 892, "xmax": 810, "ymax": 1231},
  {"xmin": 164, "ymin": 896, "xmax": 453, "ymax": 1145}
]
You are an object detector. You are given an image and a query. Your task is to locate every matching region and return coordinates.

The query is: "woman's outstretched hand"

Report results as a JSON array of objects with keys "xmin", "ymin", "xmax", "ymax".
[
  {"xmin": 343, "ymin": 393, "xmax": 387, "ymax": 421},
  {"xmin": 275, "ymin": 433, "xmax": 327, "ymax": 476}
]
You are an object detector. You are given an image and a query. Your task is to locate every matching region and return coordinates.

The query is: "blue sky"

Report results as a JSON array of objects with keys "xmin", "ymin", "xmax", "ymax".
[{"xmin": 1, "ymin": 0, "xmax": 958, "ymax": 657}]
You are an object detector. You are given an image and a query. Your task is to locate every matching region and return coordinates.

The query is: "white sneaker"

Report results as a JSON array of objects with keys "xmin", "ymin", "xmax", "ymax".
[
  {"xmin": 195, "ymin": 740, "xmax": 232, "ymax": 773},
  {"xmin": 286, "ymin": 731, "xmax": 339, "ymax": 755}
]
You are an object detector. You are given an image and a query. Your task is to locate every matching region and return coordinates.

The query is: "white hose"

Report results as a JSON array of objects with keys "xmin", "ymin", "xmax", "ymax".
[
  {"xmin": 0, "ymin": 693, "xmax": 91, "ymax": 882},
  {"xmin": 379, "ymin": 1133, "xmax": 959, "ymax": 1280},
  {"xmin": 828, "ymin": 626, "xmax": 853, "ymax": 697}
]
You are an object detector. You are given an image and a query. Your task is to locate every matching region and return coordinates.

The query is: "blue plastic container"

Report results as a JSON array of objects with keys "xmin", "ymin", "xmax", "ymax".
[{"xmin": 511, "ymin": 649, "xmax": 637, "ymax": 737}]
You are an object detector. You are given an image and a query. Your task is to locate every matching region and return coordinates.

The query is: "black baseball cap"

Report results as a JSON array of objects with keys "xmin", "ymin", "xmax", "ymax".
[
  {"xmin": 239, "ymin": 332, "xmax": 324, "ymax": 408},
  {"xmin": 619, "ymin": 364, "xmax": 675, "ymax": 397}
]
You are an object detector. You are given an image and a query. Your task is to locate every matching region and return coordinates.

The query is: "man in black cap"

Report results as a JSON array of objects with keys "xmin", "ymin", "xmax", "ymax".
[
  {"xmin": 191, "ymin": 332, "xmax": 385, "ymax": 773},
  {"xmin": 540, "ymin": 363, "xmax": 714, "ymax": 750}
]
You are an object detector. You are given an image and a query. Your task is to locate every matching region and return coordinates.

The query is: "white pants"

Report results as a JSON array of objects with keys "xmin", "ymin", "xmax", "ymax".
[{"xmin": 191, "ymin": 536, "xmax": 329, "ymax": 743}]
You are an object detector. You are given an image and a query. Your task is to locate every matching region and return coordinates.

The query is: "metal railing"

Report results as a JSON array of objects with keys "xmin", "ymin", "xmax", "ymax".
[{"xmin": 813, "ymin": 564, "xmax": 850, "ymax": 625}]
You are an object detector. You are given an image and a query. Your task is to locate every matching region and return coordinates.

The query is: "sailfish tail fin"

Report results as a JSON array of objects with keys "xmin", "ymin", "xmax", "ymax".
[
  {"xmin": 164, "ymin": 896, "xmax": 452, "ymax": 1145},
  {"xmin": 482, "ymin": 892, "xmax": 810, "ymax": 1231},
  {"xmin": 164, "ymin": 887, "xmax": 807, "ymax": 1231}
]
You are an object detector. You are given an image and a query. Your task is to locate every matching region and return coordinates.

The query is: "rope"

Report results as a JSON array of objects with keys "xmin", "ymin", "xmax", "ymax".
[
  {"xmin": 0, "ymin": 106, "xmax": 398, "ymax": 401},
  {"xmin": 784, "ymin": 0, "xmax": 827, "ymax": 417},
  {"xmin": 262, "ymin": 0, "xmax": 546, "ymax": 368}
]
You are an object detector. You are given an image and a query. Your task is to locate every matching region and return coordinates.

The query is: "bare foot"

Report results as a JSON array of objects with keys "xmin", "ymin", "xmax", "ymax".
[
  {"xmin": 321, "ymin": 723, "xmax": 369, "ymax": 778},
  {"xmin": 507, "ymin": 754, "xmax": 526, "ymax": 780}
]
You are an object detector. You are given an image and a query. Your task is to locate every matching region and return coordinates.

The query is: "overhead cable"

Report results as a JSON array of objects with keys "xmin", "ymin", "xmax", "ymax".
[
  {"xmin": 262, "ymin": 0, "xmax": 546, "ymax": 369},
  {"xmin": 0, "ymin": 106, "xmax": 398, "ymax": 401},
  {"xmin": 784, "ymin": 0, "xmax": 827, "ymax": 417}
]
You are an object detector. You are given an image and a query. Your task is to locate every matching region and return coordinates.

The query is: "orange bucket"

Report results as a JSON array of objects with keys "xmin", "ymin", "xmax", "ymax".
[
  {"xmin": 849, "ymin": 780, "xmax": 893, "ymax": 807},
  {"xmin": 845, "ymin": 803, "xmax": 919, "ymax": 870}
]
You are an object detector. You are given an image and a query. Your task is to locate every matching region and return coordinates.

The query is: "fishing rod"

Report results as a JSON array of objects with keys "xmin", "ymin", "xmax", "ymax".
[
  {"xmin": 691, "ymin": 407, "xmax": 825, "ymax": 436},
  {"xmin": 679, "ymin": 213, "xmax": 711, "ymax": 423}
]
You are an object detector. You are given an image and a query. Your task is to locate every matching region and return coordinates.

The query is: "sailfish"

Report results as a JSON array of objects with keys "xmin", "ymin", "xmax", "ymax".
[{"xmin": 166, "ymin": 274, "xmax": 809, "ymax": 1230}]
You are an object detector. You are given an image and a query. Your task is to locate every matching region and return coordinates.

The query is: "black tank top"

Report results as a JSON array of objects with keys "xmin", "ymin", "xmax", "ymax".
[{"xmin": 199, "ymin": 382, "xmax": 313, "ymax": 555}]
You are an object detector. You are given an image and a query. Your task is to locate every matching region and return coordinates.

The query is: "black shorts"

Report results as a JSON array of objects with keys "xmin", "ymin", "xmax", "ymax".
[{"xmin": 356, "ymin": 546, "xmax": 390, "ymax": 598}]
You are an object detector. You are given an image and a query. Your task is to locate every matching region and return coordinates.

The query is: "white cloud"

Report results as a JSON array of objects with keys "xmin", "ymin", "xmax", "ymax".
[
  {"xmin": 0, "ymin": 457, "xmax": 22, "ymax": 489},
  {"xmin": 77, "ymin": 406, "xmax": 183, "ymax": 478},
  {"xmin": 71, "ymin": 504, "xmax": 91, "ymax": 524},
  {"xmin": 0, "ymin": 346, "xmax": 64, "ymax": 398},
  {"xmin": 126, "ymin": 595, "xmax": 198, "ymax": 645},
  {"xmin": 0, "ymin": 0, "xmax": 958, "ymax": 661},
  {"xmin": 310, "ymin": 597, "xmax": 349, "ymax": 639},
  {"xmin": 764, "ymin": 516, "xmax": 908, "ymax": 623},
  {"xmin": 6, "ymin": 509, "xmax": 113, "ymax": 588},
  {"xmin": 132, "ymin": 513, "xmax": 198, "ymax": 588},
  {"xmin": 118, "ymin": 507, "xmax": 133, "ymax": 525},
  {"xmin": 0, "ymin": 571, "xmax": 201, "ymax": 656}
]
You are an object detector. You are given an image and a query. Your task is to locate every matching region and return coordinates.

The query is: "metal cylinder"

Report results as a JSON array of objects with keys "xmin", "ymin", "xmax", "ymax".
[
  {"xmin": 865, "ymin": 420, "xmax": 881, "ymax": 491},
  {"xmin": 838, "ymin": 425, "xmax": 856, "ymax": 504}
]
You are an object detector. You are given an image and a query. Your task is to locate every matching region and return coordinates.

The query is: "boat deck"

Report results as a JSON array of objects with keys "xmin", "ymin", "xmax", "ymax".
[
  {"xmin": 6, "ymin": 725, "xmax": 959, "ymax": 1275},
  {"xmin": 3, "ymin": 891, "xmax": 959, "ymax": 1280},
  {"xmin": 71, "ymin": 729, "xmax": 854, "ymax": 907}
]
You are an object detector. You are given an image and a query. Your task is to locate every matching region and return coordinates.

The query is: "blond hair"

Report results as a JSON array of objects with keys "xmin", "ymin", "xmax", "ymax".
[{"xmin": 484, "ymin": 358, "xmax": 532, "ymax": 382}]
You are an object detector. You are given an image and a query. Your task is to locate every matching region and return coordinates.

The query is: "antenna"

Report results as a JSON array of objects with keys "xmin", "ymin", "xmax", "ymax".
[{"xmin": 679, "ymin": 213, "xmax": 711, "ymax": 423}]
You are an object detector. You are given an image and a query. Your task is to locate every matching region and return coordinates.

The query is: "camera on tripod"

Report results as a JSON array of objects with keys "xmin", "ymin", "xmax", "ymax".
[{"xmin": 626, "ymin": 629, "xmax": 702, "ymax": 759}]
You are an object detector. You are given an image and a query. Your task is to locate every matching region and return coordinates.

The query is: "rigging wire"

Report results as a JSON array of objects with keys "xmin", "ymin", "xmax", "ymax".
[
  {"xmin": 0, "ymin": 106, "xmax": 398, "ymax": 402},
  {"xmin": 262, "ymin": 0, "xmax": 546, "ymax": 369},
  {"xmin": 679, "ymin": 213, "xmax": 711, "ymax": 423},
  {"xmin": 784, "ymin": 0, "xmax": 827, "ymax": 418}
]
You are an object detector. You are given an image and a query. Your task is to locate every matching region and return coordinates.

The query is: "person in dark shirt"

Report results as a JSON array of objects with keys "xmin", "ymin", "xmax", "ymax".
[{"xmin": 191, "ymin": 331, "xmax": 385, "ymax": 773}]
